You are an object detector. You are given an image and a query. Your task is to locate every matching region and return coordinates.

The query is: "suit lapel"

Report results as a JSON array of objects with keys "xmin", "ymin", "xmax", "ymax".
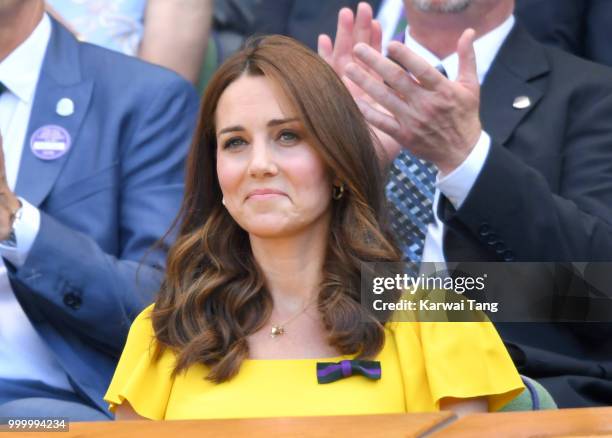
[
  {"xmin": 480, "ymin": 23, "xmax": 549, "ymax": 145},
  {"xmin": 15, "ymin": 19, "xmax": 93, "ymax": 207}
]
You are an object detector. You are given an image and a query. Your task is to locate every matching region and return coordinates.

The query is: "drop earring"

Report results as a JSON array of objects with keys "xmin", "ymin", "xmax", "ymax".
[{"xmin": 332, "ymin": 183, "xmax": 345, "ymax": 200}]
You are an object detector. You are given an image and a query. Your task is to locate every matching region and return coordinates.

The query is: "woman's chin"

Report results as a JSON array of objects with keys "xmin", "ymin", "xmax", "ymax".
[
  {"xmin": 239, "ymin": 217, "xmax": 301, "ymax": 239},
  {"xmin": 244, "ymin": 225, "xmax": 295, "ymax": 239}
]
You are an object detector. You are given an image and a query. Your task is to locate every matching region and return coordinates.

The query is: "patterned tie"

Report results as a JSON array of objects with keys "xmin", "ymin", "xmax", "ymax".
[{"xmin": 386, "ymin": 65, "xmax": 447, "ymax": 262}]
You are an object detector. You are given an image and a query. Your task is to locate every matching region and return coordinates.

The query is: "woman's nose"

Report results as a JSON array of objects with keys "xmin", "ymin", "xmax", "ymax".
[{"xmin": 248, "ymin": 140, "xmax": 278, "ymax": 178}]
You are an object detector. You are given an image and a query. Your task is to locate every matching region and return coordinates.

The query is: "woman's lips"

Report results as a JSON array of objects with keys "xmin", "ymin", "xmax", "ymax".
[{"xmin": 246, "ymin": 189, "xmax": 287, "ymax": 200}]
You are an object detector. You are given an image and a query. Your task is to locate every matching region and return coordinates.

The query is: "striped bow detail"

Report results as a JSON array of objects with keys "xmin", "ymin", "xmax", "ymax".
[{"xmin": 316, "ymin": 360, "xmax": 381, "ymax": 384}]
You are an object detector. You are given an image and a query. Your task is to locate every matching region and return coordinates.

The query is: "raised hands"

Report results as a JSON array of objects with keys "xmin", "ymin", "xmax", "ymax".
[
  {"xmin": 345, "ymin": 30, "xmax": 482, "ymax": 175},
  {"xmin": 319, "ymin": 3, "xmax": 483, "ymax": 173}
]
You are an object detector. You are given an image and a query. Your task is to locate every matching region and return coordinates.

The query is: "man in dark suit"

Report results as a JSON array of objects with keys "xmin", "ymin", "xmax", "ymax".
[
  {"xmin": 515, "ymin": 0, "xmax": 612, "ymax": 67},
  {"xmin": 320, "ymin": 1, "xmax": 612, "ymax": 407},
  {"xmin": 0, "ymin": 0, "xmax": 198, "ymax": 419}
]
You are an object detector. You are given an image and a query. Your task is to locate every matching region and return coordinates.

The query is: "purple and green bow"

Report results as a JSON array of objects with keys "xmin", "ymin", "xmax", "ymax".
[{"xmin": 316, "ymin": 360, "xmax": 381, "ymax": 384}]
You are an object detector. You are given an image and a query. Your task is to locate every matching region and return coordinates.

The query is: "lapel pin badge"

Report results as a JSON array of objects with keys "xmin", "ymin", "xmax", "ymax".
[
  {"xmin": 30, "ymin": 125, "xmax": 71, "ymax": 160},
  {"xmin": 56, "ymin": 97, "xmax": 74, "ymax": 117},
  {"xmin": 512, "ymin": 95, "xmax": 531, "ymax": 110}
]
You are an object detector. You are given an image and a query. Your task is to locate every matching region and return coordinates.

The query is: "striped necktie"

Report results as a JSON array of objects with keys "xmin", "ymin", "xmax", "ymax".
[{"xmin": 386, "ymin": 65, "xmax": 447, "ymax": 262}]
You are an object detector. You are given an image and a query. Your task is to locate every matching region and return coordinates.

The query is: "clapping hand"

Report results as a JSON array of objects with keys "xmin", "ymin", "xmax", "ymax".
[
  {"xmin": 344, "ymin": 29, "xmax": 482, "ymax": 175},
  {"xmin": 319, "ymin": 2, "xmax": 483, "ymax": 174}
]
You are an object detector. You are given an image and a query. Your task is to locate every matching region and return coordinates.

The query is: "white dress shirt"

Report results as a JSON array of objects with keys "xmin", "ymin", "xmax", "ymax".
[
  {"xmin": 396, "ymin": 15, "xmax": 516, "ymax": 263},
  {"xmin": 0, "ymin": 13, "xmax": 73, "ymax": 391}
]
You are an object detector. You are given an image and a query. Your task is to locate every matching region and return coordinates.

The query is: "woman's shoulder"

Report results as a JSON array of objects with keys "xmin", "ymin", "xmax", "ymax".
[
  {"xmin": 128, "ymin": 303, "xmax": 157, "ymax": 341},
  {"xmin": 384, "ymin": 319, "xmax": 420, "ymax": 338},
  {"xmin": 385, "ymin": 319, "xmax": 508, "ymax": 348},
  {"xmin": 105, "ymin": 303, "xmax": 176, "ymax": 419},
  {"xmin": 134, "ymin": 303, "xmax": 156, "ymax": 325}
]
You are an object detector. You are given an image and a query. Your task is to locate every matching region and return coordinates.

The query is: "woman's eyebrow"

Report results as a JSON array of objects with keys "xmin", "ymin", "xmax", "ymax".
[
  {"xmin": 218, "ymin": 125, "xmax": 244, "ymax": 135},
  {"xmin": 267, "ymin": 117, "xmax": 299, "ymax": 127},
  {"xmin": 217, "ymin": 118, "xmax": 299, "ymax": 136}
]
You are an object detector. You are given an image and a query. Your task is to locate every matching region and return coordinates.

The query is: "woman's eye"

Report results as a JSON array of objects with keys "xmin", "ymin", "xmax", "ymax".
[
  {"xmin": 279, "ymin": 131, "xmax": 299, "ymax": 144},
  {"xmin": 224, "ymin": 137, "xmax": 247, "ymax": 149}
]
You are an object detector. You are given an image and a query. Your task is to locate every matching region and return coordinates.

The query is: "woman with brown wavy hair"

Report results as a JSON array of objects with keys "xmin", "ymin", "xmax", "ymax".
[{"xmin": 104, "ymin": 35, "xmax": 523, "ymax": 420}]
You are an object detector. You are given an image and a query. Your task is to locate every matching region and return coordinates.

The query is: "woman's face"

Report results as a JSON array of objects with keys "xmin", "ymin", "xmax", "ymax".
[{"xmin": 215, "ymin": 74, "xmax": 333, "ymax": 239}]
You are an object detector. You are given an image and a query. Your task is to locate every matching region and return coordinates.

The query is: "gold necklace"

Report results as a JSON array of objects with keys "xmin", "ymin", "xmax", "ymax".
[{"xmin": 270, "ymin": 297, "xmax": 317, "ymax": 338}]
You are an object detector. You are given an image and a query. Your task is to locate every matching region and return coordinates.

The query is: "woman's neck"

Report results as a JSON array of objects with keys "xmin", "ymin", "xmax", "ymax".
[{"xmin": 249, "ymin": 219, "xmax": 329, "ymax": 313}]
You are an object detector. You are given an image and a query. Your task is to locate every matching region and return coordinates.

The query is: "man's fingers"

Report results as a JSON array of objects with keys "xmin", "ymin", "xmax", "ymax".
[
  {"xmin": 457, "ymin": 28, "xmax": 479, "ymax": 88},
  {"xmin": 344, "ymin": 62, "xmax": 407, "ymax": 115},
  {"xmin": 386, "ymin": 41, "xmax": 446, "ymax": 90},
  {"xmin": 333, "ymin": 8, "xmax": 355, "ymax": 59},
  {"xmin": 352, "ymin": 43, "xmax": 419, "ymax": 98},
  {"xmin": 355, "ymin": 98, "xmax": 401, "ymax": 140},
  {"xmin": 354, "ymin": 2, "xmax": 373, "ymax": 44},
  {"xmin": 371, "ymin": 19, "xmax": 382, "ymax": 53},
  {"xmin": 318, "ymin": 34, "xmax": 333, "ymax": 63}
]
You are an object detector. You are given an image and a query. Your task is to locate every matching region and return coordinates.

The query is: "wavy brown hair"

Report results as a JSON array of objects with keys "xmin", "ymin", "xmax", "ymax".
[{"xmin": 152, "ymin": 35, "xmax": 402, "ymax": 383}]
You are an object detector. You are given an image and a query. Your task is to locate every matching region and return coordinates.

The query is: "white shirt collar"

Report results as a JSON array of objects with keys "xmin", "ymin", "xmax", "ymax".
[
  {"xmin": 0, "ymin": 13, "xmax": 51, "ymax": 103},
  {"xmin": 403, "ymin": 14, "xmax": 515, "ymax": 84}
]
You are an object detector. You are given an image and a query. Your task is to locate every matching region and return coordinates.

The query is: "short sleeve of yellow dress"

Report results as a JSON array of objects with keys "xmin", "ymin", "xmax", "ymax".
[
  {"xmin": 104, "ymin": 305, "xmax": 176, "ymax": 420},
  {"xmin": 105, "ymin": 305, "xmax": 524, "ymax": 420}
]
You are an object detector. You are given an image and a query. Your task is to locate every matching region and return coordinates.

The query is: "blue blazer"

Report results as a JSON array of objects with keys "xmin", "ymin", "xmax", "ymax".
[{"xmin": 7, "ymin": 19, "xmax": 199, "ymax": 416}]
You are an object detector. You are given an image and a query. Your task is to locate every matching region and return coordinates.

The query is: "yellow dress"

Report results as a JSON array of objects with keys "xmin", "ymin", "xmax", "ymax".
[{"xmin": 104, "ymin": 305, "xmax": 524, "ymax": 420}]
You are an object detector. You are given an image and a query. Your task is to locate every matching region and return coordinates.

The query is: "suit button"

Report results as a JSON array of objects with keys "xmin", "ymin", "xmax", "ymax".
[
  {"xmin": 494, "ymin": 241, "xmax": 506, "ymax": 253},
  {"xmin": 486, "ymin": 234, "xmax": 499, "ymax": 245},
  {"xmin": 479, "ymin": 223, "xmax": 491, "ymax": 236},
  {"xmin": 503, "ymin": 250, "xmax": 515, "ymax": 262},
  {"xmin": 63, "ymin": 293, "xmax": 82, "ymax": 310}
]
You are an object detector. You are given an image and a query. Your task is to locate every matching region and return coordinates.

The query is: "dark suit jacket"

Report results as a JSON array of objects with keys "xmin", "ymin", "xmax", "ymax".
[
  {"xmin": 440, "ymin": 23, "xmax": 612, "ymax": 408},
  {"xmin": 515, "ymin": 0, "xmax": 612, "ymax": 67},
  {"xmin": 8, "ymin": 19, "xmax": 199, "ymax": 415}
]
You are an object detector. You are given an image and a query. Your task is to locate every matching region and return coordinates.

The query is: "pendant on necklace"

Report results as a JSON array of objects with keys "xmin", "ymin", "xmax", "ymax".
[{"xmin": 270, "ymin": 325, "xmax": 285, "ymax": 338}]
